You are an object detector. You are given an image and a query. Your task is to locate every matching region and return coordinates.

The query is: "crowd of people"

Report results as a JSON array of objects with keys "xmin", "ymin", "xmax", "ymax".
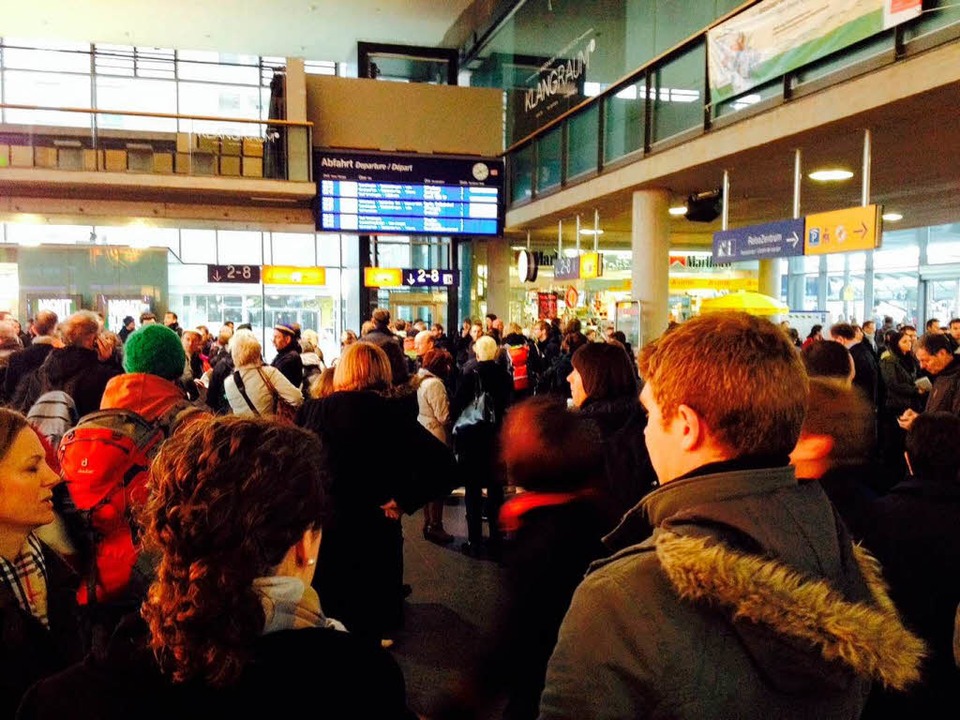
[{"xmin": 0, "ymin": 303, "xmax": 957, "ymax": 719}]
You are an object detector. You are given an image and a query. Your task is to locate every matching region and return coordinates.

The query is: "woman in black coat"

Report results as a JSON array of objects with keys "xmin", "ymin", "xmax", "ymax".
[
  {"xmin": 18, "ymin": 417, "xmax": 416, "ymax": 720},
  {"xmin": 297, "ymin": 342, "xmax": 455, "ymax": 643},
  {"xmin": 0, "ymin": 409, "xmax": 81, "ymax": 718},
  {"xmin": 878, "ymin": 330, "xmax": 926, "ymax": 492},
  {"xmin": 451, "ymin": 335, "xmax": 513, "ymax": 559},
  {"xmin": 568, "ymin": 341, "xmax": 657, "ymax": 528}
]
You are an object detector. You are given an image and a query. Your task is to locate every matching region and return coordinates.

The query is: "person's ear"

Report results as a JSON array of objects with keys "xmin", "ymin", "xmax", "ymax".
[
  {"xmin": 294, "ymin": 528, "xmax": 322, "ymax": 568},
  {"xmin": 676, "ymin": 404, "xmax": 706, "ymax": 451}
]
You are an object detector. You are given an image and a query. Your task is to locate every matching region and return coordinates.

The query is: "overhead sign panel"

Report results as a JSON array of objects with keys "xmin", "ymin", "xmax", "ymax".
[
  {"xmin": 402, "ymin": 268, "xmax": 459, "ymax": 287},
  {"xmin": 580, "ymin": 252, "xmax": 603, "ymax": 279},
  {"xmin": 553, "ymin": 256, "xmax": 580, "ymax": 280},
  {"xmin": 314, "ymin": 150, "xmax": 504, "ymax": 237},
  {"xmin": 712, "ymin": 219, "xmax": 804, "ymax": 263},
  {"xmin": 262, "ymin": 266, "xmax": 327, "ymax": 285},
  {"xmin": 207, "ymin": 264, "xmax": 261, "ymax": 284},
  {"xmin": 804, "ymin": 204, "xmax": 882, "ymax": 255},
  {"xmin": 364, "ymin": 267, "xmax": 404, "ymax": 288}
]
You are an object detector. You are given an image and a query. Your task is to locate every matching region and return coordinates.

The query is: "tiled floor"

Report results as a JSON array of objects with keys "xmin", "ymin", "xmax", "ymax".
[{"xmin": 391, "ymin": 499, "xmax": 508, "ymax": 719}]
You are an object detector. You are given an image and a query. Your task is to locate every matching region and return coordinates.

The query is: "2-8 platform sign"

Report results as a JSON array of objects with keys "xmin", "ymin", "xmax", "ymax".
[
  {"xmin": 207, "ymin": 264, "xmax": 261, "ymax": 283},
  {"xmin": 403, "ymin": 268, "xmax": 459, "ymax": 287}
]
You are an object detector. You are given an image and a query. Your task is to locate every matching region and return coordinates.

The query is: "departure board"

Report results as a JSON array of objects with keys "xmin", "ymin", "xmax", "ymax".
[{"xmin": 314, "ymin": 151, "xmax": 504, "ymax": 237}]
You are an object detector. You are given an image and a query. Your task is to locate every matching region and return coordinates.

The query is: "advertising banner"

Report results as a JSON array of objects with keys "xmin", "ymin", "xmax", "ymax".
[{"xmin": 707, "ymin": 0, "xmax": 921, "ymax": 102}]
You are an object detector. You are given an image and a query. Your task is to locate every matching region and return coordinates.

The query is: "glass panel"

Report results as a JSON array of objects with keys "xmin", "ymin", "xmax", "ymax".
[
  {"xmin": 927, "ymin": 278, "xmax": 960, "ymax": 327},
  {"xmin": 271, "ymin": 233, "xmax": 316, "ymax": 266},
  {"xmin": 179, "ymin": 229, "xmax": 217, "ymax": 264},
  {"xmin": 904, "ymin": 0, "xmax": 960, "ymax": 40},
  {"xmin": 536, "ymin": 126, "xmax": 563, "ymax": 193},
  {"xmin": 566, "ymin": 104, "xmax": 599, "ymax": 178},
  {"xmin": 178, "ymin": 83, "xmax": 264, "ymax": 135},
  {"xmin": 510, "ymin": 143, "xmax": 534, "ymax": 203},
  {"xmin": 4, "ymin": 46, "xmax": 91, "ymax": 73},
  {"xmin": 217, "ymin": 231, "xmax": 263, "ymax": 265},
  {"xmin": 794, "ymin": 33, "xmax": 893, "ymax": 86},
  {"xmin": 95, "ymin": 76, "xmax": 177, "ymax": 131},
  {"xmin": 6, "ymin": 224, "xmax": 92, "ymax": 245},
  {"xmin": 177, "ymin": 60, "xmax": 260, "ymax": 85},
  {"xmin": 874, "ymin": 272, "xmax": 919, "ymax": 326},
  {"xmin": 4, "ymin": 71, "xmax": 92, "ymax": 125},
  {"xmin": 927, "ymin": 223, "xmax": 960, "ymax": 264},
  {"xmin": 650, "ymin": 41, "xmax": 704, "ymax": 144},
  {"xmin": 603, "ymin": 80, "xmax": 644, "ymax": 163},
  {"xmin": 316, "ymin": 233, "xmax": 341, "ymax": 266},
  {"xmin": 712, "ymin": 78, "xmax": 781, "ymax": 121}
]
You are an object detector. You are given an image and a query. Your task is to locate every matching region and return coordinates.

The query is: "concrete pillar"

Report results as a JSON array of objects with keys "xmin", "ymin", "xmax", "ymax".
[
  {"xmin": 786, "ymin": 257, "xmax": 805, "ymax": 310},
  {"xmin": 758, "ymin": 259, "xmax": 780, "ymax": 299},
  {"xmin": 631, "ymin": 189, "xmax": 671, "ymax": 345},
  {"xmin": 485, "ymin": 237, "xmax": 512, "ymax": 320},
  {"xmin": 284, "ymin": 58, "xmax": 310, "ymax": 182}
]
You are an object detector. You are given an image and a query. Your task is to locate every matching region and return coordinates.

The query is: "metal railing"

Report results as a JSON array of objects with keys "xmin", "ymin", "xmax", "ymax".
[{"xmin": 0, "ymin": 103, "xmax": 313, "ymax": 182}]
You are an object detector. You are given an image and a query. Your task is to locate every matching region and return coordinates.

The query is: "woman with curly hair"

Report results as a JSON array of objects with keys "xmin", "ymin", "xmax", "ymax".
[{"xmin": 18, "ymin": 416, "xmax": 416, "ymax": 719}]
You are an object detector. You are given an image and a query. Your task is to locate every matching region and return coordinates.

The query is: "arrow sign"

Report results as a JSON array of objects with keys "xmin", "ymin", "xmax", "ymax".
[
  {"xmin": 712, "ymin": 218, "xmax": 805, "ymax": 263},
  {"xmin": 401, "ymin": 269, "xmax": 459, "ymax": 287},
  {"xmin": 207, "ymin": 264, "xmax": 261, "ymax": 283},
  {"xmin": 804, "ymin": 205, "xmax": 881, "ymax": 255}
]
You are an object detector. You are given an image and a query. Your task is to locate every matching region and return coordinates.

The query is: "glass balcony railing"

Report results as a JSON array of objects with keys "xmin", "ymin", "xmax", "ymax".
[
  {"xmin": 504, "ymin": 1, "xmax": 960, "ymax": 209},
  {"xmin": 0, "ymin": 103, "xmax": 313, "ymax": 182}
]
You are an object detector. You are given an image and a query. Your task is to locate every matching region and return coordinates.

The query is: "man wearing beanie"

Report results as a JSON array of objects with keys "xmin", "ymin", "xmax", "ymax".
[
  {"xmin": 99, "ymin": 324, "xmax": 205, "ymax": 425},
  {"xmin": 271, "ymin": 323, "xmax": 303, "ymax": 388}
]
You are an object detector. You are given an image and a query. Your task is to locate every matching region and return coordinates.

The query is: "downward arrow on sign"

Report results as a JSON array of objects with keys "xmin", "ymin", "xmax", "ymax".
[
  {"xmin": 406, "ymin": 273, "xmax": 416, "ymax": 285},
  {"xmin": 212, "ymin": 270, "xmax": 222, "ymax": 281}
]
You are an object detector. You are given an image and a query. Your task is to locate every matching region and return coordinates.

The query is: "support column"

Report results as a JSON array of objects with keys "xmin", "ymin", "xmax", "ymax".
[
  {"xmin": 758, "ymin": 259, "xmax": 780, "ymax": 299},
  {"xmin": 786, "ymin": 257, "xmax": 805, "ymax": 310},
  {"xmin": 284, "ymin": 58, "xmax": 310, "ymax": 182},
  {"xmin": 631, "ymin": 189, "xmax": 671, "ymax": 344},
  {"xmin": 485, "ymin": 237, "xmax": 512, "ymax": 321}
]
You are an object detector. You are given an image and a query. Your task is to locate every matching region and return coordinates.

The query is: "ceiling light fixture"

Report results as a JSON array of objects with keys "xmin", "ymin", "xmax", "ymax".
[
  {"xmin": 579, "ymin": 228, "xmax": 604, "ymax": 236},
  {"xmin": 882, "ymin": 212, "xmax": 903, "ymax": 222},
  {"xmin": 669, "ymin": 206, "xmax": 688, "ymax": 216},
  {"xmin": 808, "ymin": 169, "xmax": 854, "ymax": 182}
]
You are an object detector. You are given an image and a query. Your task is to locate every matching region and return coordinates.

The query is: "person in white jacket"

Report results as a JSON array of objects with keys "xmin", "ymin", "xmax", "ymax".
[
  {"xmin": 416, "ymin": 348, "xmax": 455, "ymax": 545},
  {"xmin": 224, "ymin": 330, "xmax": 303, "ymax": 417}
]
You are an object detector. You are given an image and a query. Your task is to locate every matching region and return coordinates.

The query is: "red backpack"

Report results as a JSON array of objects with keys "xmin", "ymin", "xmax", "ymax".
[
  {"xmin": 57, "ymin": 403, "xmax": 199, "ymax": 605},
  {"xmin": 506, "ymin": 343, "xmax": 530, "ymax": 392}
]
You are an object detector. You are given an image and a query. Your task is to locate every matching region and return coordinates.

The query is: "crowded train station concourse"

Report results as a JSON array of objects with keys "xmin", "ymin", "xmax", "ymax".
[{"xmin": 1, "ymin": 0, "xmax": 959, "ymax": 717}]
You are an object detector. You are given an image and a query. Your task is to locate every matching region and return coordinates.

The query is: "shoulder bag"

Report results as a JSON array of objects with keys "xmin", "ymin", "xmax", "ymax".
[
  {"xmin": 452, "ymin": 372, "xmax": 497, "ymax": 437},
  {"xmin": 256, "ymin": 366, "xmax": 298, "ymax": 425}
]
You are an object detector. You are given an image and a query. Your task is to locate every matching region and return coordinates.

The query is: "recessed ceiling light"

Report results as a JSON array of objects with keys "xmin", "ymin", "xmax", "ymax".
[
  {"xmin": 579, "ymin": 228, "xmax": 604, "ymax": 236},
  {"xmin": 882, "ymin": 212, "xmax": 903, "ymax": 222},
  {"xmin": 669, "ymin": 206, "xmax": 688, "ymax": 216},
  {"xmin": 808, "ymin": 169, "xmax": 854, "ymax": 182}
]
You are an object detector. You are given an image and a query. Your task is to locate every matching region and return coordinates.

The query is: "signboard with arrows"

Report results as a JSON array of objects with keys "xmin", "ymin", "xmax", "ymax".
[
  {"xmin": 207, "ymin": 264, "xmax": 261, "ymax": 283},
  {"xmin": 402, "ymin": 268, "xmax": 459, "ymax": 287},
  {"xmin": 712, "ymin": 205, "xmax": 882, "ymax": 263}
]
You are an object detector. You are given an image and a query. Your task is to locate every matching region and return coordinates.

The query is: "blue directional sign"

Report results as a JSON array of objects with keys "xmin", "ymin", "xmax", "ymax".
[
  {"xmin": 402, "ymin": 268, "xmax": 459, "ymax": 287},
  {"xmin": 712, "ymin": 218, "xmax": 805, "ymax": 263}
]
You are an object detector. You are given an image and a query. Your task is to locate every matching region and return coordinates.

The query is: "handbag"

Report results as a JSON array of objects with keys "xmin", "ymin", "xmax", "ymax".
[
  {"xmin": 452, "ymin": 372, "xmax": 497, "ymax": 437},
  {"xmin": 256, "ymin": 367, "xmax": 298, "ymax": 425}
]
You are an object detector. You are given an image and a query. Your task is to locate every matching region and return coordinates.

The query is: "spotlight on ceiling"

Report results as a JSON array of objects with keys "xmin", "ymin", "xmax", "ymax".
[
  {"xmin": 808, "ymin": 169, "xmax": 854, "ymax": 182},
  {"xmin": 684, "ymin": 188, "xmax": 723, "ymax": 223},
  {"xmin": 882, "ymin": 212, "xmax": 903, "ymax": 222},
  {"xmin": 668, "ymin": 206, "xmax": 688, "ymax": 216},
  {"xmin": 579, "ymin": 228, "xmax": 604, "ymax": 236}
]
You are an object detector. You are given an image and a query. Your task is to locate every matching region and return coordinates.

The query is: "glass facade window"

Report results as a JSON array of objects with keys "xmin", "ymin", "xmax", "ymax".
[
  {"xmin": 510, "ymin": 143, "xmax": 534, "ymax": 204},
  {"xmin": 95, "ymin": 76, "xmax": 178, "ymax": 131},
  {"xmin": 566, "ymin": 105, "xmax": 599, "ymax": 179},
  {"xmin": 650, "ymin": 42, "xmax": 704, "ymax": 145},
  {"xmin": 536, "ymin": 126, "xmax": 563, "ymax": 193},
  {"xmin": 603, "ymin": 80, "xmax": 645, "ymax": 163}
]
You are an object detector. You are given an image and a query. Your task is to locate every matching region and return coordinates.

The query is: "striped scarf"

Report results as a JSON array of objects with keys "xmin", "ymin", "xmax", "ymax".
[{"xmin": 0, "ymin": 534, "xmax": 49, "ymax": 628}]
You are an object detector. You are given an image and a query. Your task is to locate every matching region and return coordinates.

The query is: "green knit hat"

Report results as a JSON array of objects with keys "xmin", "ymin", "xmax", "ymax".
[{"xmin": 123, "ymin": 324, "xmax": 186, "ymax": 380}]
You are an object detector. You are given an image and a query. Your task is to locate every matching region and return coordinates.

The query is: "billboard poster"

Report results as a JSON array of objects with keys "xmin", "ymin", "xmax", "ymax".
[{"xmin": 707, "ymin": 0, "xmax": 922, "ymax": 102}]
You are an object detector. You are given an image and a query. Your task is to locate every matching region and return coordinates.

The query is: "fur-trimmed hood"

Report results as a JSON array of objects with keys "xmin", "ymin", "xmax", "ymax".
[
  {"xmin": 655, "ymin": 532, "xmax": 925, "ymax": 692},
  {"xmin": 600, "ymin": 463, "xmax": 925, "ymax": 695}
]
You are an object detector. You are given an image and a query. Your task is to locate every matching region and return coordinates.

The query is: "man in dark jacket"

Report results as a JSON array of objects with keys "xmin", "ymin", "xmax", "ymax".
[
  {"xmin": 363, "ymin": 308, "xmax": 402, "ymax": 348},
  {"xmin": 831, "ymin": 322, "xmax": 878, "ymax": 407},
  {"xmin": 539, "ymin": 312, "xmax": 925, "ymax": 720},
  {"xmin": 899, "ymin": 332, "xmax": 960, "ymax": 431},
  {"xmin": 3, "ymin": 310, "xmax": 58, "ymax": 401},
  {"xmin": 15, "ymin": 311, "xmax": 121, "ymax": 418},
  {"xmin": 271, "ymin": 324, "xmax": 303, "ymax": 389}
]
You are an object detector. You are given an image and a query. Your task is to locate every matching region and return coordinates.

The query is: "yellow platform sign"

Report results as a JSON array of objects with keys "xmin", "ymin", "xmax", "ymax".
[
  {"xmin": 364, "ymin": 267, "xmax": 403, "ymax": 288},
  {"xmin": 804, "ymin": 204, "xmax": 881, "ymax": 255},
  {"xmin": 580, "ymin": 252, "xmax": 603, "ymax": 279},
  {"xmin": 262, "ymin": 266, "xmax": 327, "ymax": 285}
]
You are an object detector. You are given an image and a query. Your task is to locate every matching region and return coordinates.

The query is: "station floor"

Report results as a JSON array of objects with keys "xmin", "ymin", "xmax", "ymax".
[{"xmin": 391, "ymin": 498, "xmax": 508, "ymax": 719}]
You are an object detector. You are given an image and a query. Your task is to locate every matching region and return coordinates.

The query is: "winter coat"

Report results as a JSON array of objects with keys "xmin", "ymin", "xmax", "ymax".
[
  {"xmin": 860, "ymin": 476, "xmax": 960, "ymax": 718},
  {"xmin": 17, "ymin": 613, "xmax": 416, "ymax": 720},
  {"xmin": 99, "ymin": 373, "xmax": 193, "ymax": 422},
  {"xmin": 0, "ymin": 542, "xmax": 81, "ymax": 719},
  {"xmin": 851, "ymin": 341, "xmax": 879, "ymax": 406},
  {"xmin": 270, "ymin": 345, "xmax": 303, "ymax": 389},
  {"xmin": 16, "ymin": 346, "xmax": 121, "ymax": 418},
  {"xmin": 297, "ymin": 390, "xmax": 456, "ymax": 639},
  {"xmin": 879, "ymin": 353, "xmax": 922, "ymax": 413},
  {"xmin": 451, "ymin": 360, "xmax": 513, "ymax": 482},
  {"xmin": 224, "ymin": 364, "xmax": 303, "ymax": 417},
  {"xmin": 926, "ymin": 357, "xmax": 960, "ymax": 416},
  {"xmin": 538, "ymin": 461, "xmax": 925, "ymax": 720},
  {"xmin": 415, "ymin": 369, "xmax": 450, "ymax": 445},
  {"xmin": 577, "ymin": 396, "xmax": 658, "ymax": 528},
  {"xmin": 205, "ymin": 354, "xmax": 234, "ymax": 414},
  {"xmin": 3, "ymin": 338, "xmax": 56, "ymax": 402}
]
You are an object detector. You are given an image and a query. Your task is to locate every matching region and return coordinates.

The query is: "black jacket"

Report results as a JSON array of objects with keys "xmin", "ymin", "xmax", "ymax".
[
  {"xmin": 927, "ymin": 357, "xmax": 960, "ymax": 417},
  {"xmin": 850, "ymin": 341, "xmax": 879, "ymax": 406},
  {"xmin": 297, "ymin": 390, "xmax": 456, "ymax": 638},
  {"xmin": 15, "ymin": 346, "xmax": 121, "ymax": 418},
  {"xmin": 271, "ymin": 346, "xmax": 303, "ymax": 389},
  {"xmin": 17, "ymin": 613, "xmax": 416, "ymax": 719},
  {"xmin": 3, "ymin": 341, "xmax": 56, "ymax": 402},
  {"xmin": 1, "ymin": 544, "xmax": 82, "ymax": 719}
]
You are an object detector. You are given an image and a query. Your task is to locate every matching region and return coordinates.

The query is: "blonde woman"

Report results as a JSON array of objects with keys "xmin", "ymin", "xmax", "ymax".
[{"xmin": 223, "ymin": 332, "xmax": 302, "ymax": 417}]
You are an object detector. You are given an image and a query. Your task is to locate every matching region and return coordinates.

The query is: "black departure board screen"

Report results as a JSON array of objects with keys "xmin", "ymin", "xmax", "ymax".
[{"xmin": 314, "ymin": 150, "xmax": 504, "ymax": 236}]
